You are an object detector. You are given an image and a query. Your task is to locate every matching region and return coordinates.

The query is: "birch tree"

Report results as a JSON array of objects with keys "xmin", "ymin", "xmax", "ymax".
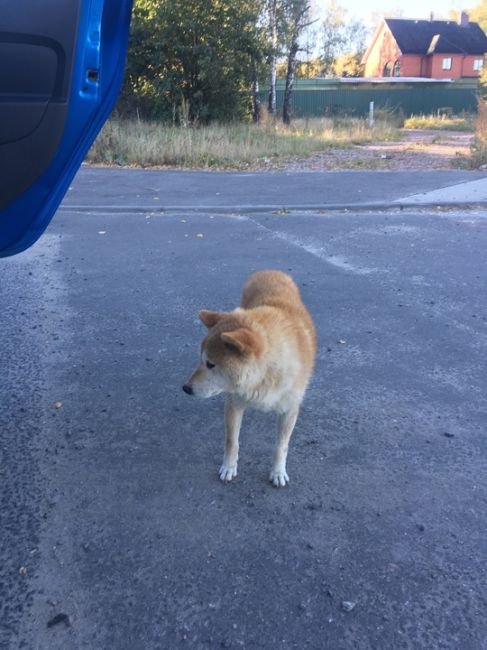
[
  {"xmin": 281, "ymin": 0, "xmax": 314, "ymax": 124},
  {"xmin": 320, "ymin": 0, "xmax": 369, "ymax": 76},
  {"xmin": 267, "ymin": 0, "xmax": 279, "ymax": 115}
]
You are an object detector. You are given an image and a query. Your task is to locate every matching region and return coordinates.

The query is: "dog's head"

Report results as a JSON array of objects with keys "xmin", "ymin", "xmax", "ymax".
[{"xmin": 182, "ymin": 309, "xmax": 264, "ymax": 399}]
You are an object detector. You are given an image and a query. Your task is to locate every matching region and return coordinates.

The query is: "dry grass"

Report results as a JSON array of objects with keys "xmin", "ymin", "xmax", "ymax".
[
  {"xmin": 87, "ymin": 116, "xmax": 401, "ymax": 169},
  {"xmin": 403, "ymin": 113, "xmax": 474, "ymax": 132},
  {"xmin": 468, "ymin": 100, "xmax": 487, "ymax": 168}
]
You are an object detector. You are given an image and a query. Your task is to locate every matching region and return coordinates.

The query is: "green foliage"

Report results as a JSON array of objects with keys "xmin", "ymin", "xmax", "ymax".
[
  {"xmin": 115, "ymin": 0, "xmax": 371, "ymax": 125},
  {"xmin": 320, "ymin": 0, "xmax": 369, "ymax": 77},
  {"xmin": 118, "ymin": 0, "xmax": 266, "ymax": 122}
]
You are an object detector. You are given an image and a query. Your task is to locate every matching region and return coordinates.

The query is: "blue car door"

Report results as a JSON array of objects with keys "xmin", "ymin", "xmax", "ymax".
[{"xmin": 0, "ymin": 0, "xmax": 133, "ymax": 257}]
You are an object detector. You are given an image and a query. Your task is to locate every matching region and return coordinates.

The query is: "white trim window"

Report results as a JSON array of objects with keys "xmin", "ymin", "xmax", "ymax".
[
  {"xmin": 442, "ymin": 57, "xmax": 452, "ymax": 70},
  {"xmin": 474, "ymin": 58, "xmax": 484, "ymax": 71}
]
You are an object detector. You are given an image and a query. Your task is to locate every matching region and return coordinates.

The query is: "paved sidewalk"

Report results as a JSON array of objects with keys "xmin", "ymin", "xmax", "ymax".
[{"xmin": 395, "ymin": 175, "xmax": 487, "ymax": 205}]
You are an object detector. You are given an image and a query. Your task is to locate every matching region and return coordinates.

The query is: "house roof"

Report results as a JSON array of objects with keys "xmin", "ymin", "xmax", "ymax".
[{"xmin": 385, "ymin": 18, "xmax": 487, "ymax": 55}]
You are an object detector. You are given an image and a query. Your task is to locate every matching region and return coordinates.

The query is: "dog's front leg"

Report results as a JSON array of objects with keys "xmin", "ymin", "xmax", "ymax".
[
  {"xmin": 270, "ymin": 406, "xmax": 299, "ymax": 487},
  {"xmin": 219, "ymin": 397, "xmax": 244, "ymax": 482}
]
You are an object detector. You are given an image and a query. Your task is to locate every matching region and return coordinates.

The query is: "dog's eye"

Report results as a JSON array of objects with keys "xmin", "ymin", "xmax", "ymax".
[{"xmin": 206, "ymin": 361, "xmax": 215, "ymax": 369}]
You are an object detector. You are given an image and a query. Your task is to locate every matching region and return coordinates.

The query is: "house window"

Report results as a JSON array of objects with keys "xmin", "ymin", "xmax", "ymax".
[
  {"xmin": 383, "ymin": 62, "xmax": 391, "ymax": 76},
  {"xmin": 442, "ymin": 57, "xmax": 452, "ymax": 70},
  {"xmin": 474, "ymin": 58, "xmax": 484, "ymax": 71},
  {"xmin": 393, "ymin": 60, "xmax": 401, "ymax": 77}
]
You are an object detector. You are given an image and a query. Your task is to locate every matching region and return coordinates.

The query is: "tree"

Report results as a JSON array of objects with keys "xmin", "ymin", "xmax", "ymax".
[
  {"xmin": 267, "ymin": 0, "xmax": 279, "ymax": 116},
  {"xmin": 281, "ymin": 0, "xmax": 315, "ymax": 124},
  {"xmin": 320, "ymin": 0, "xmax": 348, "ymax": 76},
  {"xmin": 334, "ymin": 53, "xmax": 364, "ymax": 77},
  {"xmin": 119, "ymin": 0, "xmax": 266, "ymax": 123},
  {"xmin": 469, "ymin": 0, "xmax": 487, "ymax": 32},
  {"xmin": 468, "ymin": 0, "xmax": 487, "ymax": 92},
  {"xmin": 294, "ymin": 57, "xmax": 323, "ymax": 78},
  {"xmin": 319, "ymin": 0, "xmax": 369, "ymax": 77}
]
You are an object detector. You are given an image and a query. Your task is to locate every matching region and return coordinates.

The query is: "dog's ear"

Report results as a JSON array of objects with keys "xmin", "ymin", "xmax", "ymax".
[
  {"xmin": 221, "ymin": 329, "xmax": 262, "ymax": 356},
  {"xmin": 199, "ymin": 310, "xmax": 225, "ymax": 329}
]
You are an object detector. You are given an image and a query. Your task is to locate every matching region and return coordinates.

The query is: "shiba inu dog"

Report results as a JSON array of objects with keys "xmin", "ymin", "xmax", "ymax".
[{"xmin": 183, "ymin": 270, "xmax": 316, "ymax": 487}]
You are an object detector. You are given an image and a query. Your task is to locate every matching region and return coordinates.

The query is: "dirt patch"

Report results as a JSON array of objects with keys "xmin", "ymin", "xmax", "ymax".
[{"xmin": 264, "ymin": 129, "xmax": 473, "ymax": 172}]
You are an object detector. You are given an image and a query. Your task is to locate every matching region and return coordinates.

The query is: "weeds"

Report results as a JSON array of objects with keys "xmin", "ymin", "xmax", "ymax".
[
  {"xmin": 87, "ymin": 116, "xmax": 400, "ymax": 169},
  {"xmin": 469, "ymin": 100, "xmax": 487, "ymax": 168},
  {"xmin": 404, "ymin": 113, "xmax": 474, "ymax": 132}
]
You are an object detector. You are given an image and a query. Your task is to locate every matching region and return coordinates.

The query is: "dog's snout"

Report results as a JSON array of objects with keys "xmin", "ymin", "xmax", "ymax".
[{"xmin": 182, "ymin": 384, "xmax": 193, "ymax": 395}]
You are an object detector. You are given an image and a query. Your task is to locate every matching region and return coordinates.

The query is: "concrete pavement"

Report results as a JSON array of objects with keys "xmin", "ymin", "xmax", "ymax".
[{"xmin": 395, "ymin": 175, "xmax": 487, "ymax": 205}]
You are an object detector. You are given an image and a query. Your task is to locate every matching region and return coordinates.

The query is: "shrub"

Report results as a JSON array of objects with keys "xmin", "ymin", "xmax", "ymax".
[{"xmin": 469, "ymin": 100, "xmax": 487, "ymax": 168}]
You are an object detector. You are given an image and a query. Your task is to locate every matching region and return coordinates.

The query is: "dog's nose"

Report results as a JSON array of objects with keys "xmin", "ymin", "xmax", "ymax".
[{"xmin": 182, "ymin": 384, "xmax": 193, "ymax": 395}]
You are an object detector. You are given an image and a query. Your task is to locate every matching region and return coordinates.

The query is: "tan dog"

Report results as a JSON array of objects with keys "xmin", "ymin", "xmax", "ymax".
[{"xmin": 183, "ymin": 270, "xmax": 316, "ymax": 487}]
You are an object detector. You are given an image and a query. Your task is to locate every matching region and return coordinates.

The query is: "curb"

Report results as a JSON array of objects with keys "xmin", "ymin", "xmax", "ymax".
[{"xmin": 60, "ymin": 201, "xmax": 487, "ymax": 214}]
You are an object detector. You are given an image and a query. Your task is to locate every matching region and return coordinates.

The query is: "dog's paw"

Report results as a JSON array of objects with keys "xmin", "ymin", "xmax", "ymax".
[
  {"xmin": 269, "ymin": 468, "xmax": 289, "ymax": 487},
  {"xmin": 219, "ymin": 463, "xmax": 237, "ymax": 482}
]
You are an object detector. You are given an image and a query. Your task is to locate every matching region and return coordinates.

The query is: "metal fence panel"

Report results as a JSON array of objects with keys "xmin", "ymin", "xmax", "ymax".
[{"xmin": 266, "ymin": 80, "xmax": 478, "ymax": 117}]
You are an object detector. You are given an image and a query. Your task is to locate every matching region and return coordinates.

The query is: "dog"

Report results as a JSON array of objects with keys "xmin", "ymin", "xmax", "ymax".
[{"xmin": 183, "ymin": 270, "xmax": 316, "ymax": 487}]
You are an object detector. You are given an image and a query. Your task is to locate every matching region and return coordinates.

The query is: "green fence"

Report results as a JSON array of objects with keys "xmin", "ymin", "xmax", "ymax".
[{"xmin": 265, "ymin": 79, "xmax": 479, "ymax": 117}]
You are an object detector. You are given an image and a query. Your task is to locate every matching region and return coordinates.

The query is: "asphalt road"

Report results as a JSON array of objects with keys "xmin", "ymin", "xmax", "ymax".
[
  {"xmin": 64, "ymin": 167, "xmax": 485, "ymax": 210},
  {"xmin": 1, "ymin": 169, "xmax": 487, "ymax": 650}
]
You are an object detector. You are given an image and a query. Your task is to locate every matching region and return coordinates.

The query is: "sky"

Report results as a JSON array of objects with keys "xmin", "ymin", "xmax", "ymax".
[{"xmin": 320, "ymin": 0, "xmax": 467, "ymax": 26}]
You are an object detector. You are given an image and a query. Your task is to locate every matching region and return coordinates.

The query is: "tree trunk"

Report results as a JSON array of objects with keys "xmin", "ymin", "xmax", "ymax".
[
  {"xmin": 282, "ymin": 38, "xmax": 298, "ymax": 125},
  {"xmin": 268, "ymin": 0, "xmax": 277, "ymax": 116},
  {"xmin": 252, "ymin": 61, "xmax": 261, "ymax": 123},
  {"xmin": 268, "ymin": 55, "xmax": 277, "ymax": 116}
]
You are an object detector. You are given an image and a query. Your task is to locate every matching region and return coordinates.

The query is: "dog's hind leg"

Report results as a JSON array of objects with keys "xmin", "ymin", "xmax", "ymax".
[
  {"xmin": 219, "ymin": 396, "xmax": 245, "ymax": 482},
  {"xmin": 270, "ymin": 406, "xmax": 299, "ymax": 487}
]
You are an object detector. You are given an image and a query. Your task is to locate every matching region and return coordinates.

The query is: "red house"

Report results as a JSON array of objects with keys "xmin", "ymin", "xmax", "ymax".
[{"xmin": 363, "ymin": 13, "xmax": 487, "ymax": 79}]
